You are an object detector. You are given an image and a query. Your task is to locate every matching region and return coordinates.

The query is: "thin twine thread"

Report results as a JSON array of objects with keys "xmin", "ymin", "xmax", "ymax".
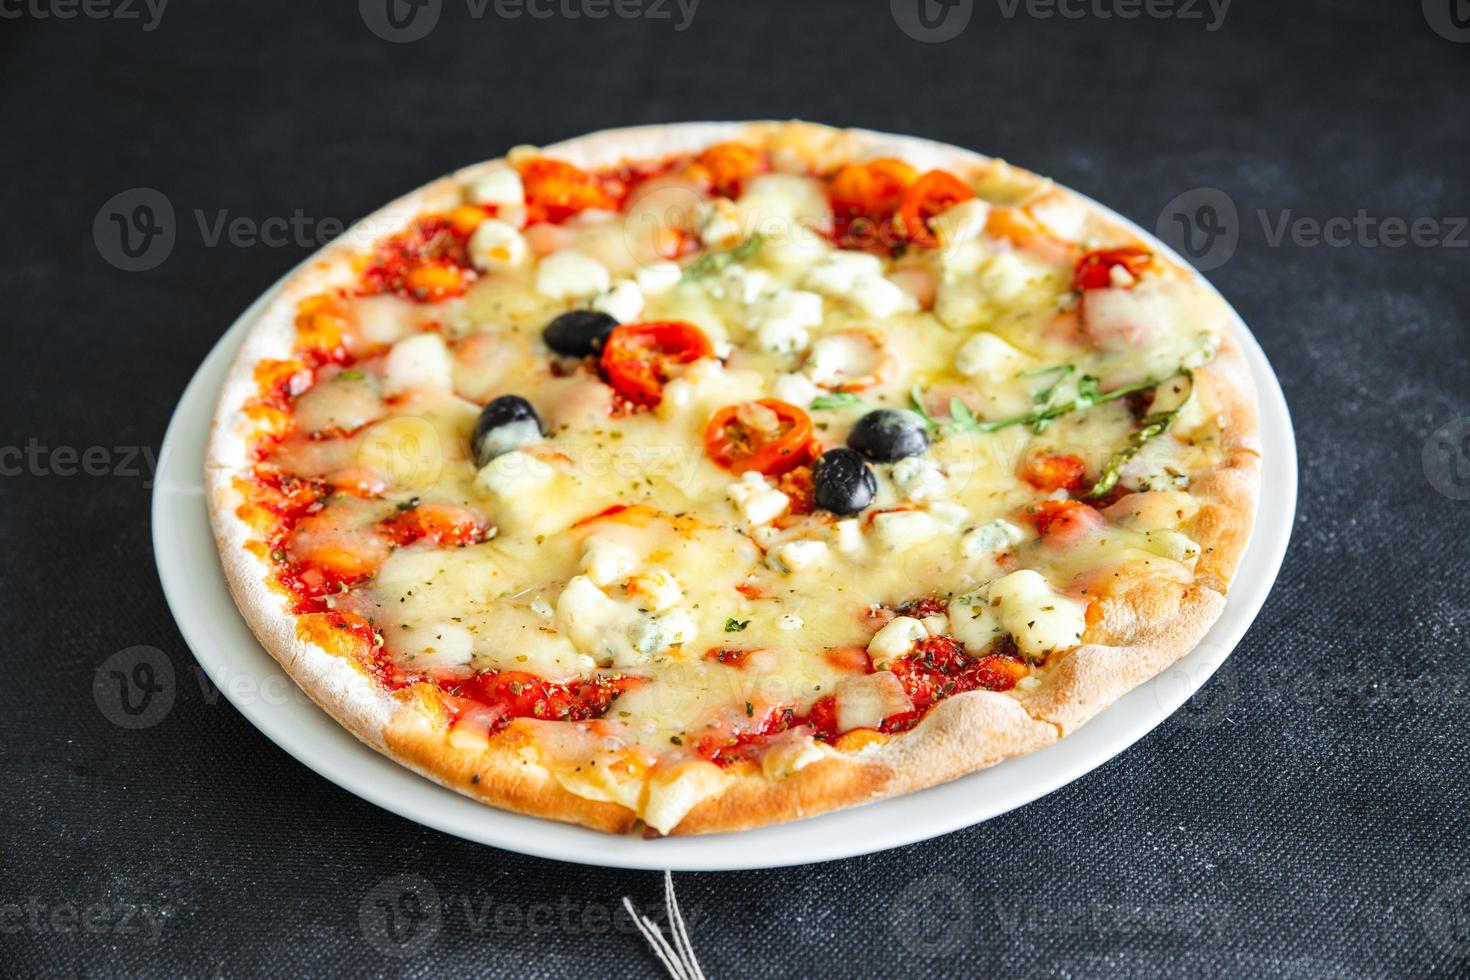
[{"xmin": 622, "ymin": 870, "xmax": 707, "ymax": 980}]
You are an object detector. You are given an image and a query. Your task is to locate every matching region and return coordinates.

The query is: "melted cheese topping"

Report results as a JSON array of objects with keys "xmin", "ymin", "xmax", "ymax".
[{"xmin": 255, "ymin": 143, "xmax": 1236, "ymax": 832}]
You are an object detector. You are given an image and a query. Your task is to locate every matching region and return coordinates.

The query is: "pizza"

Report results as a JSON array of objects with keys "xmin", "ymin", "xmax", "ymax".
[{"xmin": 207, "ymin": 122, "xmax": 1259, "ymax": 836}]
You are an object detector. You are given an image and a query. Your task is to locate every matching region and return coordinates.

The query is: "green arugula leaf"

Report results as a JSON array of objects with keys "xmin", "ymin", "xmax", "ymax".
[
  {"xmin": 724, "ymin": 618, "xmax": 750, "ymax": 633},
  {"xmin": 1081, "ymin": 370, "xmax": 1195, "ymax": 500},
  {"xmin": 681, "ymin": 234, "xmax": 765, "ymax": 281},
  {"xmin": 810, "ymin": 392, "xmax": 861, "ymax": 411}
]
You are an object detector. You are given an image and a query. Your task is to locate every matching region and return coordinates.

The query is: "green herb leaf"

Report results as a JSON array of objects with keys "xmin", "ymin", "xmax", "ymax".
[
  {"xmin": 909, "ymin": 385, "xmax": 937, "ymax": 430},
  {"xmin": 337, "ymin": 369, "xmax": 365, "ymax": 382},
  {"xmin": 396, "ymin": 496, "xmax": 421, "ymax": 512},
  {"xmin": 810, "ymin": 392, "xmax": 861, "ymax": 411},
  {"xmin": 724, "ymin": 618, "xmax": 750, "ymax": 633},
  {"xmin": 682, "ymin": 234, "xmax": 765, "ymax": 280},
  {"xmin": 1082, "ymin": 370, "xmax": 1195, "ymax": 500},
  {"xmin": 948, "ymin": 397, "xmax": 978, "ymax": 427}
]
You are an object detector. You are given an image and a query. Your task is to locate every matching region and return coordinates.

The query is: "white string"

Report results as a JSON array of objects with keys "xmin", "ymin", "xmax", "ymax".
[{"xmin": 623, "ymin": 870, "xmax": 706, "ymax": 980}]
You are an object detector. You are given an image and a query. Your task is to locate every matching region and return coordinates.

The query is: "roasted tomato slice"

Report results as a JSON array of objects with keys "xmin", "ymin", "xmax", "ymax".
[
  {"xmin": 684, "ymin": 142, "xmax": 767, "ymax": 198},
  {"xmin": 895, "ymin": 170, "xmax": 975, "ymax": 247},
  {"xmin": 1019, "ymin": 453, "xmax": 1088, "ymax": 494},
  {"xmin": 1028, "ymin": 499, "xmax": 1104, "ymax": 547},
  {"xmin": 599, "ymin": 321, "xmax": 713, "ymax": 407},
  {"xmin": 703, "ymin": 399, "xmax": 815, "ymax": 476},
  {"xmin": 827, "ymin": 157, "xmax": 918, "ymax": 245},
  {"xmin": 518, "ymin": 158, "xmax": 617, "ymax": 224},
  {"xmin": 1072, "ymin": 246, "xmax": 1153, "ymax": 291}
]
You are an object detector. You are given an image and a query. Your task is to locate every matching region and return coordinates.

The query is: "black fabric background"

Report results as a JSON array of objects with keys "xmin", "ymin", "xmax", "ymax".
[{"xmin": 3, "ymin": 1, "xmax": 1468, "ymax": 976}]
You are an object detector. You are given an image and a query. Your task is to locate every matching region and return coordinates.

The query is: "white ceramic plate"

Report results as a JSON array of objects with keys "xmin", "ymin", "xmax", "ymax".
[{"xmin": 153, "ymin": 160, "xmax": 1295, "ymax": 872}]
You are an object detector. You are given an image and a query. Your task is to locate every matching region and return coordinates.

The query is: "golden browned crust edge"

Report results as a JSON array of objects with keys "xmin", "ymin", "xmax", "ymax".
[{"xmin": 205, "ymin": 120, "xmax": 1262, "ymax": 836}]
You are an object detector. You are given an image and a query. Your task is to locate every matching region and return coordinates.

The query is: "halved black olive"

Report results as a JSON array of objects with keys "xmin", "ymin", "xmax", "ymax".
[
  {"xmin": 542, "ymin": 310, "xmax": 618, "ymax": 357},
  {"xmin": 472, "ymin": 395, "xmax": 543, "ymax": 467},
  {"xmin": 847, "ymin": 408, "xmax": 929, "ymax": 462},
  {"xmin": 812, "ymin": 448, "xmax": 877, "ymax": 516}
]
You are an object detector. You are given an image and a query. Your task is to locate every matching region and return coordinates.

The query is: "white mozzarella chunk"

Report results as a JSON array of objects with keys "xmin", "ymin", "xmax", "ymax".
[
  {"xmin": 890, "ymin": 456, "xmax": 945, "ymax": 501},
  {"xmin": 465, "ymin": 167, "xmax": 525, "ymax": 207},
  {"xmin": 752, "ymin": 290, "xmax": 823, "ymax": 355},
  {"xmin": 929, "ymin": 198, "xmax": 992, "ymax": 247},
  {"xmin": 641, "ymin": 761, "xmax": 733, "ymax": 835},
  {"xmin": 845, "ymin": 273, "xmax": 908, "ymax": 318},
  {"xmin": 829, "ymin": 519, "xmax": 865, "ymax": 555},
  {"xmin": 835, "ymin": 671, "xmax": 913, "ymax": 733},
  {"xmin": 467, "ymin": 219, "xmax": 528, "ymax": 271},
  {"xmin": 627, "ymin": 570, "xmax": 684, "ymax": 612},
  {"xmin": 955, "ymin": 331, "xmax": 1029, "ymax": 381},
  {"xmin": 762, "ymin": 225, "xmax": 831, "ymax": 269},
  {"xmin": 535, "ymin": 250, "xmax": 610, "ymax": 300},
  {"xmin": 474, "ymin": 417, "xmax": 541, "ymax": 462},
  {"xmin": 726, "ymin": 472, "xmax": 790, "ymax": 526},
  {"xmin": 555, "ymin": 575, "xmax": 630, "ymax": 661},
  {"xmin": 400, "ymin": 622, "xmax": 475, "ymax": 669},
  {"xmin": 759, "ymin": 738, "xmax": 829, "ymax": 780},
  {"xmin": 580, "ymin": 535, "xmax": 640, "ymax": 587},
  {"xmin": 717, "ymin": 264, "xmax": 771, "ymax": 305},
  {"xmin": 770, "ymin": 372, "xmax": 820, "ymax": 408},
  {"xmin": 804, "ymin": 251, "xmax": 907, "ymax": 317},
  {"xmin": 928, "ymin": 502, "xmax": 970, "ymax": 527},
  {"xmin": 979, "ymin": 252, "xmax": 1038, "ymax": 303},
  {"xmin": 529, "ymin": 597, "xmax": 555, "ymax": 620},
  {"xmin": 736, "ymin": 173, "xmax": 830, "ymax": 229},
  {"xmin": 1139, "ymin": 528, "xmax": 1202, "ymax": 564},
  {"xmin": 777, "ymin": 614, "xmax": 804, "ymax": 631},
  {"xmin": 949, "ymin": 570, "xmax": 1086, "ymax": 658},
  {"xmin": 592, "ymin": 280, "xmax": 645, "ymax": 323},
  {"xmin": 871, "ymin": 510, "xmax": 939, "ymax": 550},
  {"xmin": 805, "ymin": 250, "xmax": 884, "ymax": 293},
  {"xmin": 1109, "ymin": 263, "xmax": 1137, "ymax": 288},
  {"xmin": 960, "ymin": 519, "xmax": 1025, "ymax": 559},
  {"xmin": 634, "ymin": 260, "xmax": 683, "ymax": 296},
  {"xmin": 867, "ymin": 615, "xmax": 928, "ymax": 662},
  {"xmin": 920, "ymin": 612, "xmax": 950, "ymax": 636},
  {"xmin": 769, "ymin": 539, "xmax": 828, "ymax": 574},
  {"xmin": 696, "ymin": 198, "xmax": 744, "ymax": 248},
  {"xmin": 384, "ymin": 333, "xmax": 454, "ymax": 393},
  {"xmin": 802, "ymin": 331, "xmax": 884, "ymax": 390},
  {"xmin": 628, "ymin": 609, "xmax": 698, "ymax": 659},
  {"xmin": 473, "ymin": 449, "xmax": 555, "ymax": 499}
]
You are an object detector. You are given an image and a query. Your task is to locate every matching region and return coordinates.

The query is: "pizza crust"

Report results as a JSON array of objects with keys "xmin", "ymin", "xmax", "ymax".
[{"xmin": 205, "ymin": 121, "xmax": 1261, "ymax": 836}]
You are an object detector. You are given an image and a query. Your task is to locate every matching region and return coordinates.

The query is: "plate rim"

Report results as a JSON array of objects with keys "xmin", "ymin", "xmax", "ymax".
[{"xmin": 152, "ymin": 132, "xmax": 1296, "ymax": 871}]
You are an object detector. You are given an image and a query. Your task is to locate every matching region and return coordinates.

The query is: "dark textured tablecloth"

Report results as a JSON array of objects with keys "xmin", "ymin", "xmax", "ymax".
[{"xmin": 3, "ymin": 0, "xmax": 1468, "ymax": 975}]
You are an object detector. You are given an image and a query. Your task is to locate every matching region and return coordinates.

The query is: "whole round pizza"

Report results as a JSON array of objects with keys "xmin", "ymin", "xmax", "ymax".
[{"xmin": 207, "ymin": 121, "xmax": 1260, "ymax": 836}]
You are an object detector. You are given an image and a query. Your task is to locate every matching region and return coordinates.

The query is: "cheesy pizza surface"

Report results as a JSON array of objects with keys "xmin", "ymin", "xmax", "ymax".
[{"xmin": 224, "ymin": 128, "xmax": 1243, "ymax": 833}]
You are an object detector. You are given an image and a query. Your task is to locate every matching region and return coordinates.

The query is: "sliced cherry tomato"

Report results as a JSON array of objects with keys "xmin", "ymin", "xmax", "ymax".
[
  {"xmin": 1028, "ymin": 499, "xmax": 1104, "ymax": 547},
  {"xmin": 1019, "ymin": 453, "xmax": 1088, "ymax": 494},
  {"xmin": 381, "ymin": 502, "xmax": 487, "ymax": 547},
  {"xmin": 359, "ymin": 216, "xmax": 474, "ymax": 302},
  {"xmin": 599, "ymin": 321, "xmax": 713, "ymax": 407},
  {"xmin": 518, "ymin": 158, "xmax": 617, "ymax": 224},
  {"xmin": 684, "ymin": 142, "xmax": 767, "ymax": 198},
  {"xmin": 827, "ymin": 158, "xmax": 917, "ymax": 247},
  {"xmin": 896, "ymin": 170, "xmax": 975, "ymax": 248},
  {"xmin": 703, "ymin": 399, "xmax": 815, "ymax": 476},
  {"xmin": 1073, "ymin": 246, "xmax": 1153, "ymax": 291}
]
